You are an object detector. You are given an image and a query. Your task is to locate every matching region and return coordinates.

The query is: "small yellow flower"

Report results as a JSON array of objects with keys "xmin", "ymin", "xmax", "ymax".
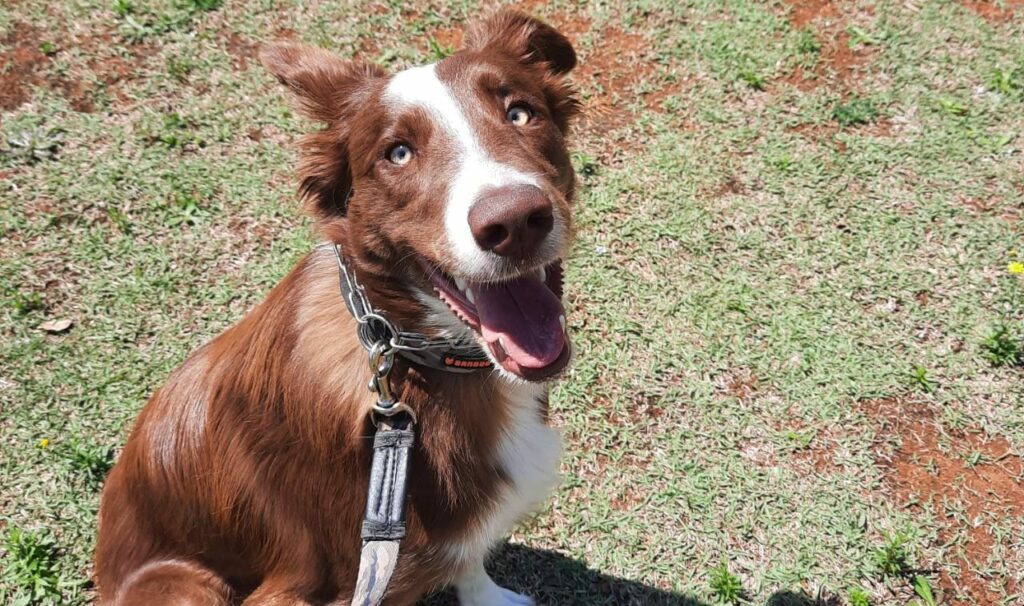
[
  {"xmin": 1010, "ymin": 261, "xmax": 1024, "ymax": 275},
  {"xmin": 38, "ymin": 438, "xmax": 49, "ymax": 448}
]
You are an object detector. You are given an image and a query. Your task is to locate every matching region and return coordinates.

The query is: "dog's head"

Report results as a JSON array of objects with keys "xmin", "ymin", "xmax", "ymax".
[{"xmin": 261, "ymin": 11, "xmax": 579, "ymax": 381}]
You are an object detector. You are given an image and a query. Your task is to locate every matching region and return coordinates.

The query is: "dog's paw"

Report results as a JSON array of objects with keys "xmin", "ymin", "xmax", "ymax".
[{"xmin": 456, "ymin": 574, "xmax": 534, "ymax": 606}]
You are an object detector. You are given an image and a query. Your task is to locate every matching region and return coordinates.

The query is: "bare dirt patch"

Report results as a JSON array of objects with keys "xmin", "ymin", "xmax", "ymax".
[
  {"xmin": 779, "ymin": 1, "xmax": 881, "ymax": 107},
  {"xmin": 0, "ymin": 24, "xmax": 50, "ymax": 111},
  {"xmin": 0, "ymin": 23, "xmax": 98, "ymax": 112},
  {"xmin": 868, "ymin": 398, "xmax": 1023, "ymax": 605},
  {"xmin": 961, "ymin": 0, "xmax": 1024, "ymax": 23},
  {"xmin": 788, "ymin": 425, "xmax": 844, "ymax": 475},
  {"xmin": 0, "ymin": 22, "xmax": 154, "ymax": 112},
  {"xmin": 785, "ymin": 0, "xmax": 839, "ymax": 28},
  {"xmin": 573, "ymin": 24, "xmax": 663, "ymax": 120},
  {"xmin": 226, "ymin": 32, "xmax": 258, "ymax": 71}
]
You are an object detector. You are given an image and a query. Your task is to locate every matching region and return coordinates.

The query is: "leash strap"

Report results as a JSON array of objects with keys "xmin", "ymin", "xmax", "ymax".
[
  {"xmin": 352, "ymin": 413, "xmax": 414, "ymax": 606},
  {"xmin": 322, "ymin": 240, "xmax": 486, "ymax": 603}
]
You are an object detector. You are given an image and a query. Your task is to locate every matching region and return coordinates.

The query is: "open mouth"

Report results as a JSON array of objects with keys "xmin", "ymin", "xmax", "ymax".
[{"xmin": 419, "ymin": 258, "xmax": 571, "ymax": 381}]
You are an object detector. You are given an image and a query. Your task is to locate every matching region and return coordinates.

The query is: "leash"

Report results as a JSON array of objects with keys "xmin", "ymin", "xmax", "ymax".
[{"xmin": 322, "ymin": 243, "xmax": 490, "ymax": 606}]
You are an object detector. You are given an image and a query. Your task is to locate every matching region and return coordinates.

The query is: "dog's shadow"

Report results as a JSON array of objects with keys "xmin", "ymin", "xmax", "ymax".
[{"xmin": 419, "ymin": 543, "xmax": 706, "ymax": 605}]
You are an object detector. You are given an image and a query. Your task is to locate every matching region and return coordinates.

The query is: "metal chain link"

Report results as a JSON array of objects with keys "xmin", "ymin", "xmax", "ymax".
[{"xmin": 330, "ymin": 243, "xmax": 469, "ymax": 355}]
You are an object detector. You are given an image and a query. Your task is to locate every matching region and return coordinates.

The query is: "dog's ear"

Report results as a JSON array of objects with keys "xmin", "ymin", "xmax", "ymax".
[
  {"xmin": 464, "ymin": 10, "xmax": 576, "ymax": 76},
  {"xmin": 260, "ymin": 43, "xmax": 382, "ymax": 123},
  {"xmin": 261, "ymin": 44, "xmax": 385, "ymax": 221}
]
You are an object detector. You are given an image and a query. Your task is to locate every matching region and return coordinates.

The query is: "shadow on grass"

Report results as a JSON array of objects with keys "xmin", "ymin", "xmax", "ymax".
[
  {"xmin": 419, "ymin": 543, "xmax": 707, "ymax": 605},
  {"xmin": 766, "ymin": 590, "xmax": 842, "ymax": 606}
]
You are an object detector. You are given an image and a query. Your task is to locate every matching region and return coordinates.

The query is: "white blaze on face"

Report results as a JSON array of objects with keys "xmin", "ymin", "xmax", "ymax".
[{"xmin": 384, "ymin": 63, "xmax": 551, "ymax": 278}]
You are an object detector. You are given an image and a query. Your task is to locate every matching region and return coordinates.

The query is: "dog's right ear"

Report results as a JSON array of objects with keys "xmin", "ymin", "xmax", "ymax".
[
  {"xmin": 261, "ymin": 44, "xmax": 384, "ymax": 221},
  {"xmin": 259, "ymin": 43, "xmax": 383, "ymax": 123}
]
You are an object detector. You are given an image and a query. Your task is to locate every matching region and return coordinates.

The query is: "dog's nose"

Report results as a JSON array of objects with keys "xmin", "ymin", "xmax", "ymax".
[{"xmin": 468, "ymin": 185, "xmax": 554, "ymax": 257}]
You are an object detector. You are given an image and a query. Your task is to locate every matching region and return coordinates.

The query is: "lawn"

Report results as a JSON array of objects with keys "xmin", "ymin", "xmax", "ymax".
[{"xmin": 2, "ymin": 1, "xmax": 1023, "ymax": 605}]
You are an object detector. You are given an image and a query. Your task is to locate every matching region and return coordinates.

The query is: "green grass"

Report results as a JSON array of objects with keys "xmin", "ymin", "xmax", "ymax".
[{"xmin": 2, "ymin": 1, "xmax": 1023, "ymax": 605}]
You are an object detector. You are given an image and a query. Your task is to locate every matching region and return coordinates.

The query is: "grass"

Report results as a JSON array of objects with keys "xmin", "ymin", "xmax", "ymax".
[
  {"xmin": 1, "ymin": 529, "xmax": 62, "ymax": 605},
  {"xmin": 708, "ymin": 562, "xmax": 745, "ymax": 605},
  {"xmin": 1, "ymin": 1, "xmax": 1023, "ymax": 605}
]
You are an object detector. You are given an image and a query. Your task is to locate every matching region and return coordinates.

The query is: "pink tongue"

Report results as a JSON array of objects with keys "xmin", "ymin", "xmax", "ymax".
[{"xmin": 473, "ymin": 275, "xmax": 565, "ymax": 369}]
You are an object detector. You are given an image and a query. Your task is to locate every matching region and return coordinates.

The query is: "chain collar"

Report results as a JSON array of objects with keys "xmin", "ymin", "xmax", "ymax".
[{"xmin": 320, "ymin": 243, "xmax": 493, "ymax": 374}]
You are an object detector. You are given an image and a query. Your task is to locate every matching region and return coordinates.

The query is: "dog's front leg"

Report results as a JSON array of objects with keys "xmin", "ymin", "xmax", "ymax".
[{"xmin": 454, "ymin": 560, "xmax": 533, "ymax": 606}]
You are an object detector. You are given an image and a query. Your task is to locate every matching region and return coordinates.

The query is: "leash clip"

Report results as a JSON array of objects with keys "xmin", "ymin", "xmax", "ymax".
[{"xmin": 366, "ymin": 342, "xmax": 417, "ymax": 425}]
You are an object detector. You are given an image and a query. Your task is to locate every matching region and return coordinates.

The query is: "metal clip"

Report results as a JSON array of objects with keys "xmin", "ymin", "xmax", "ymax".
[
  {"xmin": 367, "ymin": 342, "xmax": 395, "ymax": 403},
  {"xmin": 366, "ymin": 342, "xmax": 417, "ymax": 425}
]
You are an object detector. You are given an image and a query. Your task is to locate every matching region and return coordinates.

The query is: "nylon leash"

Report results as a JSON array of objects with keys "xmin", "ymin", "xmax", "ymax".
[
  {"xmin": 351, "ymin": 340, "xmax": 414, "ymax": 606},
  {"xmin": 326, "ymin": 243, "xmax": 489, "ymax": 605}
]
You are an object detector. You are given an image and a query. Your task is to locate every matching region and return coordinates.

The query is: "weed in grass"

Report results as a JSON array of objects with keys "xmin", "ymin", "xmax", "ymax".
[
  {"xmin": 848, "ymin": 587, "xmax": 871, "ymax": 606},
  {"xmin": 873, "ymin": 534, "xmax": 910, "ymax": 577},
  {"xmin": 846, "ymin": 25, "xmax": 887, "ymax": 47},
  {"xmin": 771, "ymin": 153, "xmax": 795, "ymax": 173},
  {"xmin": 784, "ymin": 429, "xmax": 814, "ymax": 449},
  {"xmin": 112, "ymin": 0, "xmax": 133, "ymax": 17},
  {"xmin": 936, "ymin": 96, "xmax": 969, "ymax": 116},
  {"xmin": 152, "ymin": 113, "xmax": 205, "ymax": 149},
  {"xmin": 963, "ymin": 450, "xmax": 984, "ymax": 468},
  {"xmin": 911, "ymin": 575, "xmax": 936, "ymax": 606},
  {"xmin": 738, "ymin": 67, "xmax": 766, "ymax": 91},
  {"xmin": 166, "ymin": 54, "xmax": 196, "ymax": 82},
  {"xmin": 1, "ymin": 127, "xmax": 64, "ymax": 166},
  {"xmin": 5, "ymin": 289, "xmax": 44, "ymax": 315},
  {"xmin": 62, "ymin": 441, "xmax": 115, "ymax": 490},
  {"xmin": 0, "ymin": 528, "xmax": 61, "ymax": 605},
  {"xmin": 106, "ymin": 207, "xmax": 132, "ymax": 234},
  {"xmin": 167, "ymin": 192, "xmax": 206, "ymax": 226},
  {"xmin": 908, "ymin": 365, "xmax": 935, "ymax": 393},
  {"xmin": 709, "ymin": 562, "xmax": 744, "ymax": 605},
  {"xmin": 38, "ymin": 41, "xmax": 57, "ymax": 56},
  {"xmin": 795, "ymin": 28, "xmax": 821, "ymax": 56},
  {"xmin": 990, "ymin": 66, "xmax": 1023, "ymax": 99},
  {"xmin": 182, "ymin": 0, "xmax": 223, "ymax": 11},
  {"xmin": 981, "ymin": 325, "xmax": 1021, "ymax": 367},
  {"xmin": 833, "ymin": 98, "xmax": 878, "ymax": 127}
]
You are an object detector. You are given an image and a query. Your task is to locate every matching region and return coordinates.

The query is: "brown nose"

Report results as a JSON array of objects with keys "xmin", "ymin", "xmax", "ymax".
[{"xmin": 468, "ymin": 185, "xmax": 554, "ymax": 257}]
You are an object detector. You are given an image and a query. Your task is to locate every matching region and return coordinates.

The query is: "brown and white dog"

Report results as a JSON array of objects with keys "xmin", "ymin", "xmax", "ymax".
[{"xmin": 94, "ymin": 10, "xmax": 580, "ymax": 606}]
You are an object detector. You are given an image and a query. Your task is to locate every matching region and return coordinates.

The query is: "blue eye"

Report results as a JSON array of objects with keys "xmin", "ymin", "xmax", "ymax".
[
  {"xmin": 506, "ymin": 105, "xmax": 533, "ymax": 126},
  {"xmin": 388, "ymin": 144, "xmax": 413, "ymax": 165}
]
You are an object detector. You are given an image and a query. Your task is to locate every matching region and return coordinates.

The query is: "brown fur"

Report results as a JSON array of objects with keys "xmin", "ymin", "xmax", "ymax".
[{"xmin": 95, "ymin": 10, "xmax": 577, "ymax": 605}]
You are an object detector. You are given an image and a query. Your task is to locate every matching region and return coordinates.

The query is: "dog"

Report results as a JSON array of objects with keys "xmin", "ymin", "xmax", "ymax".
[{"xmin": 94, "ymin": 10, "xmax": 580, "ymax": 606}]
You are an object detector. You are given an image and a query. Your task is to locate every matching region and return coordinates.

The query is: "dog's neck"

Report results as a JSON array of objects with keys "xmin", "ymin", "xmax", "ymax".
[{"xmin": 278, "ymin": 247, "xmax": 536, "ymax": 443}]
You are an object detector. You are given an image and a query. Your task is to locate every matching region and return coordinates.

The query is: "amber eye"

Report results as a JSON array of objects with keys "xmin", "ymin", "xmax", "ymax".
[
  {"xmin": 506, "ymin": 105, "xmax": 533, "ymax": 126},
  {"xmin": 387, "ymin": 144, "xmax": 413, "ymax": 165}
]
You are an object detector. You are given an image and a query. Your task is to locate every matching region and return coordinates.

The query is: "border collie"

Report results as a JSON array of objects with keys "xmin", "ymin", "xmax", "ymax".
[{"xmin": 95, "ymin": 10, "xmax": 579, "ymax": 605}]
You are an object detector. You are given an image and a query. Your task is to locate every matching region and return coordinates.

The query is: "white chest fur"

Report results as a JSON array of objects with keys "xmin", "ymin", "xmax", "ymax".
[{"xmin": 444, "ymin": 381, "xmax": 562, "ymax": 567}]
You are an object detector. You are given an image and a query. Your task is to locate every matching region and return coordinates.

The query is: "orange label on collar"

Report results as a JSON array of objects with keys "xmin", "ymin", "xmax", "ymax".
[{"xmin": 443, "ymin": 355, "xmax": 492, "ymax": 369}]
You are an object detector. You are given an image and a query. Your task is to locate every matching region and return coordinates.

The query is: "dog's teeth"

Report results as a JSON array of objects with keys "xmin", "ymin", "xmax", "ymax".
[
  {"xmin": 492, "ymin": 338, "xmax": 507, "ymax": 360},
  {"xmin": 538, "ymin": 266, "xmax": 547, "ymax": 282},
  {"xmin": 498, "ymin": 336, "xmax": 506, "ymax": 350},
  {"xmin": 559, "ymin": 314, "xmax": 566, "ymax": 331},
  {"xmin": 465, "ymin": 288, "xmax": 475, "ymax": 304},
  {"xmin": 454, "ymin": 277, "xmax": 467, "ymax": 292}
]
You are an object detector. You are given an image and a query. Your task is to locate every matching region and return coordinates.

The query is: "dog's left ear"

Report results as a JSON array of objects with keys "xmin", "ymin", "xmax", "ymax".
[{"xmin": 464, "ymin": 10, "xmax": 576, "ymax": 75}]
